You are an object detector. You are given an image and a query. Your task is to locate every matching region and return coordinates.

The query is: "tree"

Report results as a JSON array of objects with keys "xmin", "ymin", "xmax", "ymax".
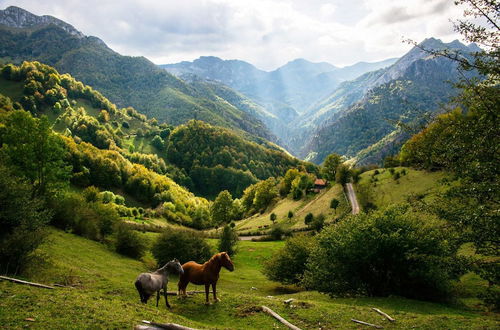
[
  {"xmin": 330, "ymin": 198, "xmax": 340, "ymax": 214},
  {"xmin": 0, "ymin": 111, "xmax": 71, "ymax": 197},
  {"xmin": 0, "ymin": 165, "xmax": 50, "ymax": 275},
  {"xmin": 152, "ymin": 229, "xmax": 213, "ymax": 265},
  {"xmin": 270, "ymin": 213, "xmax": 277, "ymax": 224},
  {"xmin": 304, "ymin": 213, "xmax": 314, "ymax": 225},
  {"xmin": 218, "ymin": 224, "xmax": 239, "ymax": 256},
  {"xmin": 321, "ymin": 153, "xmax": 342, "ymax": 181},
  {"xmin": 335, "ymin": 164, "xmax": 351, "ymax": 185},
  {"xmin": 304, "ymin": 205, "xmax": 466, "ymax": 301},
  {"xmin": 151, "ymin": 135, "xmax": 164, "ymax": 150},
  {"xmin": 287, "ymin": 210, "xmax": 294, "ymax": 219},
  {"xmin": 211, "ymin": 190, "xmax": 234, "ymax": 228},
  {"xmin": 401, "ymin": 0, "xmax": 500, "ymax": 309}
]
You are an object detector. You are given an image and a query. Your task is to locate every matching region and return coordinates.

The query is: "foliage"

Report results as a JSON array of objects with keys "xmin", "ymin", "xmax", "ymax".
[
  {"xmin": 0, "ymin": 165, "xmax": 50, "ymax": 275},
  {"xmin": 335, "ymin": 164, "xmax": 351, "ymax": 185},
  {"xmin": 303, "ymin": 205, "xmax": 466, "ymax": 301},
  {"xmin": 263, "ymin": 235, "xmax": 314, "ymax": 284},
  {"xmin": 399, "ymin": 0, "xmax": 500, "ymax": 309},
  {"xmin": 218, "ymin": 224, "xmax": 239, "ymax": 256},
  {"xmin": 152, "ymin": 229, "xmax": 213, "ymax": 265},
  {"xmin": 167, "ymin": 120, "xmax": 301, "ymax": 197},
  {"xmin": 114, "ymin": 225, "xmax": 147, "ymax": 259},
  {"xmin": 330, "ymin": 198, "xmax": 340, "ymax": 213},
  {"xmin": 308, "ymin": 214, "xmax": 325, "ymax": 232},
  {"xmin": 49, "ymin": 191, "xmax": 119, "ymax": 241},
  {"xmin": 304, "ymin": 213, "xmax": 314, "ymax": 225},
  {"xmin": 320, "ymin": 153, "xmax": 342, "ymax": 181},
  {"xmin": 270, "ymin": 213, "xmax": 277, "ymax": 223},
  {"xmin": 241, "ymin": 177, "xmax": 279, "ymax": 214},
  {"xmin": 211, "ymin": 190, "xmax": 234, "ymax": 228},
  {"xmin": 0, "ymin": 110, "xmax": 71, "ymax": 197}
]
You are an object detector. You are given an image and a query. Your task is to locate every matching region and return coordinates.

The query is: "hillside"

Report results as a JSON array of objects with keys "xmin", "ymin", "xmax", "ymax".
[
  {"xmin": 0, "ymin": 6, "xmax": 275, "ymax": 142},
  {"xmin": 236, "ymin": 183, "xmax": 349, "ymax": 235},
  {"xmin": 299, "ymin": 38, "xmax": 479, "ymax": 164},
  {"xmin": 166, "ymin": 120, "xmax": 304, "ymax": 198},
  {"xmin": 355, "ymin": 167, "xmax": 446, "ymax": 211},
  {"xmin": 1, "ymin": 228, "xmax": 495, "ymax": 329},
  {"xmin": 0, "ymin": 61, "xmax": 302, "ymax": 200}
]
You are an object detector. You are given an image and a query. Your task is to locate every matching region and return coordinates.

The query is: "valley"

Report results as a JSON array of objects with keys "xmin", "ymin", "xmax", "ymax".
[{"xmin": 0, "ymin": 2, "xmax": 498, "ymax": 329}]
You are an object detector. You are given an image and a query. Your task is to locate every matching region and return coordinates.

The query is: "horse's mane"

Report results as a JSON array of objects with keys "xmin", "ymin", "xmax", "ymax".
[{"xmin": 205, "ymin": 252, "xmax": 224, "ymax": 265}]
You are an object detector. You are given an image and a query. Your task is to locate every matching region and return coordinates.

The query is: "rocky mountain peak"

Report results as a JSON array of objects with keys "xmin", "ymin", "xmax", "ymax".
[{"xmin": 0, "ymin": 6, "xmax": 85, "ymax": 38}]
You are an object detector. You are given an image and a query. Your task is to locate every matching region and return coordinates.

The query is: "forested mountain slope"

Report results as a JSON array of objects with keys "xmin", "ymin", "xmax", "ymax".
[{"xmin": 0, "ymin": 6, "xmax": 275, "ymax": 142}]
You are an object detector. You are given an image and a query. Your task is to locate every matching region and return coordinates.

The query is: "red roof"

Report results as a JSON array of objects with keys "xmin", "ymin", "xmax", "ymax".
[{"xmin": 314, "ymin": 179, "xmax": 327, "ymax": 186}]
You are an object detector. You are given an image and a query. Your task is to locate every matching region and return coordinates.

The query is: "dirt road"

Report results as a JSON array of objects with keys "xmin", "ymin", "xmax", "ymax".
[{"xmin": 345, "ymin": 183, "xmax": 360, "ymax": 214}]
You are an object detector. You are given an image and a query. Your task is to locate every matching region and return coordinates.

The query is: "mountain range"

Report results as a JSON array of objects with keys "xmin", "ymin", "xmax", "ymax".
[{"xmin": 0, "ymin": 5, "xmax": 479, "ymax": 166}]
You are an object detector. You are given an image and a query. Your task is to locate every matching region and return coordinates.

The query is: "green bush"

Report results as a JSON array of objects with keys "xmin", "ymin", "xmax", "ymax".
[
  {"xmin": 0, "ymin": 166, "xmax": 50, "ymax": 275},
  {"xmin": 263, "ymin": 235, "xmax": 314, "ymax": 284},
  {"xmin": 304, "ymin": 212, "xmax": 314, "ymax": 225},
  {"xmin": 114, "ymin": 225, "xmax": 147, "ymax": 259},
  {"xmin": 218, "ymin": 224, "xmax": 239, "ymax": 256},
  {"xmin": 152, "ymin": 229, "xmax": 213, "ymax": 265},
  {"xmin": 309, "ymin": 214, "xmax": 325, "ymax": 232},
  {"xmin": 304, "ymin": 205, "xmax": 466, "ymax": 301}
]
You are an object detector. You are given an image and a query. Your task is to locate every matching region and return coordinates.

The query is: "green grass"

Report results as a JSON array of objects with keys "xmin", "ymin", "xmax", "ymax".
[
  {"xmin": 1, "ymin": 229, "xmax": 497, "ymax": 329},
  {"xmin": 357, "ymin": 167, "xmax": 446, "ymax": 209},
  {"xmin": 235, "ymin": 184, "xmax": 349, "ymax": 234}
]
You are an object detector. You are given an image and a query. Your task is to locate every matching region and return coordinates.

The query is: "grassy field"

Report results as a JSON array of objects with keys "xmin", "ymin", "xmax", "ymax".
[
  {"xmin": 356, "ymin": 167, "xmax": 446, "ymax": 210},
  {"xmin": 1, "ymin": 229, "xmax": 498, "ymax": 329},
  {"xmin": 235, "ymin": 184, "xmax": 350, "ymax": 235}
]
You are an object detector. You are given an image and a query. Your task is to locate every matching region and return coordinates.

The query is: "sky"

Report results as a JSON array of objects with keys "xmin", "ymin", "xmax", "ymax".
[{"xmin": 1, "ymin": 0, "xmax": 467, "ymax": 70}]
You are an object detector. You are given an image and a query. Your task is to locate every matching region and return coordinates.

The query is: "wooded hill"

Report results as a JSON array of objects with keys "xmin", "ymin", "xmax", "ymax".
[
  {"xmin": 0, "ymin": 6, "xmax": 275, "ymax": 142},
  {"xmin": 0, "ymin": 61, "xmax": 305, "ymax": 207}
]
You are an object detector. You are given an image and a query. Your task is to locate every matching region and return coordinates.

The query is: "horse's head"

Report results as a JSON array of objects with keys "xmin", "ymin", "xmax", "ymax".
[
  {"xmin": 166, "ymin": 258, "xmax": 184, "ymax": 275},
  {"xmin": 218, "ymin": 252, "xmax": 234, "ymax": 272}
]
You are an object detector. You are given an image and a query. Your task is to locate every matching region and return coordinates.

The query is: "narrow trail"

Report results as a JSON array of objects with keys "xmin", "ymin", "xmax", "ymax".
[{"xmin": 345, "ymin": 183, "xmax": 360, "ymax": 214}]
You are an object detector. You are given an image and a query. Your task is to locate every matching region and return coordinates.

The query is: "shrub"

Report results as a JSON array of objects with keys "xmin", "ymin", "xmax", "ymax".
[
  {"xmin": 287, "ymin": 210, "xmax": 294, "ymax": 219},
  {"xmin": 0, "ymin": 166, "xmax": 50, "ymax": 275},
  {"xmin": 218, "ymin": 224, "xmax": 239, "ymax": 256},
  {"xmin": 304, "ymin": 213, "xmax": 314, "ymax": 225},
  {"xmin": 268, "ymin": 226, "xmax": 290, "ymax": 241},
  {"xmin": 309, "ymin": 214, "xmax": 325, "ymax": 232},
  {"xmin": 270, "ymin": 213, "xmax": 277, "ymax": 223},
  {"xmin": 263, "ymin": 235, "xmax": 314, "ymax": 284},
  {"xmin": 114, "ymin": 225, "xmax": 147, "ymax": 259},
  {"xmin": 303, "ymin": 205, "xmax": 466, "ymax": 301},
  {"xmin": 152, "ymin": 229, "xmax": 213, "ymax": 265}
]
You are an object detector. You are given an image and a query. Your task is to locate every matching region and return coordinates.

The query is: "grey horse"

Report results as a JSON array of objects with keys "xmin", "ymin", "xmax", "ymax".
[{"xmin": 135, "ymin": 259, "xmax": 184, "ymax": 308}]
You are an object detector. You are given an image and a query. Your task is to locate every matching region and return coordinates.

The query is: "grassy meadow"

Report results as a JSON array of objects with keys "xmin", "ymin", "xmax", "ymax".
[
  {"xmin": 235, "ymin": 184, "xmax": 350, "ymax": 235},
  {"xmin": 1, "ymin": 228, "xmax": 498, "ymax": 329}
]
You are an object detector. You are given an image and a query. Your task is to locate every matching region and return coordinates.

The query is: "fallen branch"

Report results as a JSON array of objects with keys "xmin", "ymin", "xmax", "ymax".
[
  {"xmin": 261, "ymin": 306, "xmax": 302, "ymax": 330},
  {"xmin": 138, "ymin": 320, "xmax": 198, "ymax": 330},
  {"xmin": 0, "ymin": 275, "xmax": 54, "ymax": 290},
  {"xmin": 371, "ymin": 308, "xmax": 395, "ymax": 322},
  {"xmin": 164, "ymin": 291, "xmax": 213, "ymax": 296},
  {"xmin": 351, "ymin": 319, "xmax": 383, "ymax": 329}
]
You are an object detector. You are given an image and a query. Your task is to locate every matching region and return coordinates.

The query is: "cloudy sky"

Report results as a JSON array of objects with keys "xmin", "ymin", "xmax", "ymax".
[{"xmin": 1, "ymin": 0, "xmax": 466, "ymax": 70}]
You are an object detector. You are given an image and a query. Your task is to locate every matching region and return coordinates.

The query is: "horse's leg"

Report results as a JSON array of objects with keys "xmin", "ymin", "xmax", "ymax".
[
  {"xmin": 164, "ymin": 286, "xmax": 171, "ymax": 308},
  {"xmin": 156, "ymin": 290, "xmax": 160, "ymax": 307},
  {"xmin": 212, "ymin": 282, "xmax": 220, "ymax": 302},
  {"xmin": 204, "ymin": 284, "xmax": 210, "ymax": 305}
]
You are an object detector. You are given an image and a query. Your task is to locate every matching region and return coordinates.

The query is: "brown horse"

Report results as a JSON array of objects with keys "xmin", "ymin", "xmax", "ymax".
[{"xmin": 178, "ymin": 252, "xmax": 234, "ymax": 304}]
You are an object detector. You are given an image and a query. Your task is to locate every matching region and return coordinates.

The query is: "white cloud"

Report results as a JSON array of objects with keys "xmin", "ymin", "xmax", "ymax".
[{"xmin": 0, "ymin": 0, "xmax": 466, "ymax": 70}]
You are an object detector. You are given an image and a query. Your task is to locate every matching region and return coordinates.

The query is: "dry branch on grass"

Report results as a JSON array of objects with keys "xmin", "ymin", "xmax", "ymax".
[
  {"xmin": 372, "ymin": 308, "xmax": 395, "ymax": 322},
  {"xmin": 351, "ymin": 319, "xmax": 383, "ymax": 328},
  {"xmin": 261, "ymin": 305, "xmax": 302, "ymax": 330},
  {"xmin": 136, "ymin": 320, "xmax": 198, "ymax": 330},
  {"xmin": 0, "ymin": 275, "xmax": 54, "ymax": 289}
]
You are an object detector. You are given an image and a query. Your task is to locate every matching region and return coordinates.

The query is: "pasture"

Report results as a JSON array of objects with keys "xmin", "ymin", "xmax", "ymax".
[{"xmin": 0, "ymin": 229, "xmax": 498, "ymax": 329}]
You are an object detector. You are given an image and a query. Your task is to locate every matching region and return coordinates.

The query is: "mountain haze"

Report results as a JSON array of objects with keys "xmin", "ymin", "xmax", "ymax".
[{"xmin": 0, "ymin": 6, "xmax": 276, "ymax": 143}]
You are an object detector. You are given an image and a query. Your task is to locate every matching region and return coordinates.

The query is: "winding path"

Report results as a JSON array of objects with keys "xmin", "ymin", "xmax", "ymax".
[{"xmin": 345, "ymin": 183, "xmax": 360, "ymax": 214}]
